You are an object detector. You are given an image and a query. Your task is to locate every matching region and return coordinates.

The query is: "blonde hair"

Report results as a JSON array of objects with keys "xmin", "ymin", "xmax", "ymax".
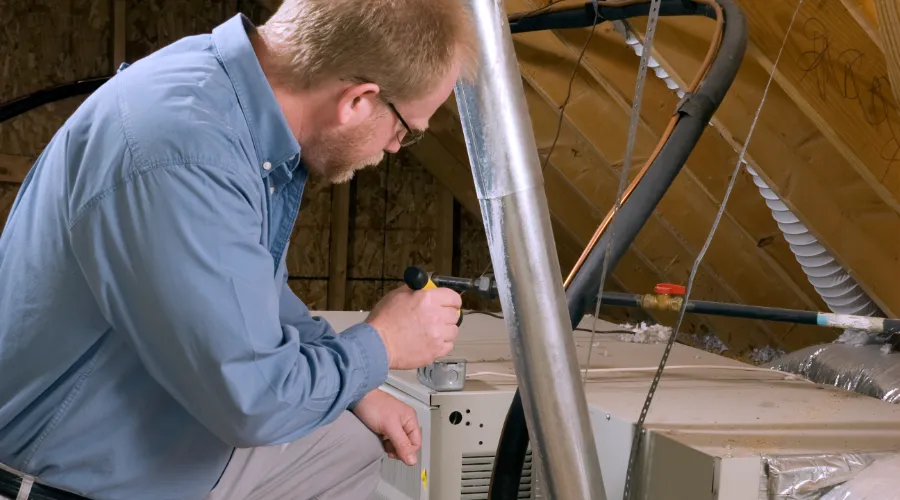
[{"xmin": 256, "ymin": 0, "xmax": 478, "ymax": 103}]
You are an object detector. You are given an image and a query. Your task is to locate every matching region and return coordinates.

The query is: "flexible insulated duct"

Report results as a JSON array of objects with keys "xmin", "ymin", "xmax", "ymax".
[{"xmin": 745, "ymin": 165, "xmax": 883, "ymax": 317}]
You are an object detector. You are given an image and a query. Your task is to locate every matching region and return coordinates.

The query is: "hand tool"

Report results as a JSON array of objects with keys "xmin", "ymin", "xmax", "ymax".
[
  {"xmin": 403, "ymin": 266, "xmax": 464, "ymax": 326},
  {"xmin": 403, "ymin": 266, "xmax": 467, "ymax": 392}
]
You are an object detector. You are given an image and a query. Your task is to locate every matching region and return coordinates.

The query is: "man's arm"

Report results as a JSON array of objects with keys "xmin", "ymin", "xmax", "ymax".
[
  {"xmin": 276, "ymin": 259, "xmax": 373, "ymax": 407},
  {"xmin": 278, "ymin": 259, "xmax": 336, "ymax": 344},
  {"xmin": 69, "ymin": 162, "xmax": 389, "ymax": 448}
]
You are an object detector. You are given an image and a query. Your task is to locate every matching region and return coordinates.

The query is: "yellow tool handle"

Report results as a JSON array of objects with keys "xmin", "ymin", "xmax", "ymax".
[{"xmin": 404, "ymin": 266, "xmax": 463, "ymax": 326}]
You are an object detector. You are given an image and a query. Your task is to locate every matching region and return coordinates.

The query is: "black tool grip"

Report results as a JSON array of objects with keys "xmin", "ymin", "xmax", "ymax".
[{"xmin": 403, "ymin": 266, "xmax": 430, "ymax": 290}]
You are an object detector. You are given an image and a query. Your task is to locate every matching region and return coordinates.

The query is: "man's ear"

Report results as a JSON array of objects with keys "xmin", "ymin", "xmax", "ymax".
[{"xmin": 336, "ymin": 82, "xmax": 381, "ymax": 126}]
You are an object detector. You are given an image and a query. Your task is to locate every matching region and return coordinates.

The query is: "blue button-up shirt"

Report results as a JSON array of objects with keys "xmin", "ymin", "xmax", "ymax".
[{"xmin": 0, "ymin": 14, "xmax": 389, "ymax": 500}]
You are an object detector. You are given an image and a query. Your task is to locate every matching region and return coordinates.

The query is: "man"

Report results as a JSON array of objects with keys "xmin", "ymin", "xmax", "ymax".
[{"xmin": 0, "ymin": 1, "xmax": 478, "ymax": 499}]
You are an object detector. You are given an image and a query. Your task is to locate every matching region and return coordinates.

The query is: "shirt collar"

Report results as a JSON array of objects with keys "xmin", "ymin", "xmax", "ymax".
[{"xmin": 212, "ymin": 14, "xmax": 301, "ymax": 178}]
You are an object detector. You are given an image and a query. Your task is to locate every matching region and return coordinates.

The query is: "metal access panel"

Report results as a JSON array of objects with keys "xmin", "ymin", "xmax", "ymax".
[{"xmin": 379, "ymin": 371, "xmax": 532, "ymax": 500}]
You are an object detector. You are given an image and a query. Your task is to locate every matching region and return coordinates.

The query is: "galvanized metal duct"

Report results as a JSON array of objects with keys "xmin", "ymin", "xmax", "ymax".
[{"xmin": 452, "ymin": 0, "xmax": 606, "ymax": 498}]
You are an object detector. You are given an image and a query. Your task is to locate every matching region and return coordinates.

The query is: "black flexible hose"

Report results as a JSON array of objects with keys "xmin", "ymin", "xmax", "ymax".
[
  {"xmin": 489, "ymin": 1, "xmax": 747, "ymax": 498},
  {"xmin": 0, "ymin": 76, "xmax": 111, "ymax": 124}
]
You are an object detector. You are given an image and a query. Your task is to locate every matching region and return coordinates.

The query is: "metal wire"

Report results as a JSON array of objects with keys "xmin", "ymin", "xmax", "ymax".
[
  {"xmin": 583, "ymin": 0, "xmax": 663, "ymax": 390},
  {"xmin": 541, "ymin": 1, "xmax": 600, "ymax": 172},
  {"xmin": 620, "ymin": 1, "xmax": 806, "ymax": 498}
]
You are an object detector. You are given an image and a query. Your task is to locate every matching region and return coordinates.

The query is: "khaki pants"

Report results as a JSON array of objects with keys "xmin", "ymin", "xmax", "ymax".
[
  {"xmin": 206, "ymin": 411, "xmax": 384, "ymax": 500},
  {"xmin": 2, "ymin": 412, "xmax": 383, "ymax": 500}
]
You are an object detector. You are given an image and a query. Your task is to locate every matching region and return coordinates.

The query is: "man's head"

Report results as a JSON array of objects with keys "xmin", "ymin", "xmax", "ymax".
[{"xmin": 255, "ymin": 0, "xmax": 478, "ymax": 183}]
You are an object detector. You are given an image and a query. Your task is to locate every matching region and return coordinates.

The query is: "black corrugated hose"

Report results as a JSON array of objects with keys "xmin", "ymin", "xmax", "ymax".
[{"xmin": 491, "ymin": 1, "xmax": 747, "ymax": 498}]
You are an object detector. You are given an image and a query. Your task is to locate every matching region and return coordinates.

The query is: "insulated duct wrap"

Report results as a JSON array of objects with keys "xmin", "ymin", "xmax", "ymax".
[
  {"xmin": 761, "ymin": 452, "xmax": 895, "ymax": 500},
  {"xmin": 819, "ymin": 454, "xmax": 900, "ymax": 500},
  {"xmin": 745, "ymin": 166, "xmax": 882, "ymax": 317},
  {"xmin": 765, "ymin": 344, "xmax": 900, "ymax": 403}
]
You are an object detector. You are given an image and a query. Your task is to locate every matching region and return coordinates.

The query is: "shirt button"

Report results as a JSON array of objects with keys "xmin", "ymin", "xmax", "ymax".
[
  {"xmin": 269, "ymin": 186, "xmax": 275, "ymax": 194},
  {"xmin": 262, "ymin": 161, "xmax": 272, "ymax": 171}
]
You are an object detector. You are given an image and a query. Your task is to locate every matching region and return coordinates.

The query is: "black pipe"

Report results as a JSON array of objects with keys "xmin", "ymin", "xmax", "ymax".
[
  {"xmin": 594, "ymin": 291, "xmax": 821, "ymax": 324},
  {"xmin": 564, "ymin": 0, "xmax": 746, "ymax": 324},
  {"xmin": 509, "ymin": 0, "xmax": 716, "ymax": 34},
  {"xmin": 0, "ymin": 76, "xmax": 111, "ymax": 124},
  {"xmin": 685, "ymin": 298, "xmax": 818, "ymax": 324},
  {"xmin": 887, "ymin": 319, "xmax": 900, "ymax": 335},
  {"xmin": 490, "ymin": 1, "xmax": 747, "ymax": 499}
]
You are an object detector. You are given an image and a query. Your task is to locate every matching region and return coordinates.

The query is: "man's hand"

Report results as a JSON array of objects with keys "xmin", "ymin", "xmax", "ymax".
[
  {"xmin": 352, "ymin": 390, "xmax": 421, "ymax": 466},
  {"xmin": 366, "ymin": 284, "xmax": 462, "ymax": 370}
]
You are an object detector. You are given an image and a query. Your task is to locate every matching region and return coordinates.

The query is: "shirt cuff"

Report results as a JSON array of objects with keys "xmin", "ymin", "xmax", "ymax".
[{"xmin": 341, "ymin": 322, "xmax": 390, "ymax": 407}]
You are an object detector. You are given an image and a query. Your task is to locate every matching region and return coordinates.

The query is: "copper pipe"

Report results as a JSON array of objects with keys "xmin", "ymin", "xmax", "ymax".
[{"xmin": 559, "ymin": 0, "xmax": 723, "ymax": 288}]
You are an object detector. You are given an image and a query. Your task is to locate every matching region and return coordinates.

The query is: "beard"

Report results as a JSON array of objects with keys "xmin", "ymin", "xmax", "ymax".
[{"xmin": 301, "ymin": 118, "xmax": 385, "ymax": 184}]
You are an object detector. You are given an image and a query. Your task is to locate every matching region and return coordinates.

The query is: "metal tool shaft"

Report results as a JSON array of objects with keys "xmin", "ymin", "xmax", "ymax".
[{"xmin": 453, "ymin": 1, "xmax": 607, "ymax": 498}]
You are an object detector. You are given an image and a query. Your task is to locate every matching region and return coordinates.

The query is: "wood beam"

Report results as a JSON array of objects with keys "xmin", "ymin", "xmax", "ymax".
[
  {"xmin": 841, "ymin": 0, "xmax": 882, "ymax": 47},
  {"xmin": 327, "ymin": 183, "xmax": 350, "ymax": 310},
  {"xmin": 507, "ymin": 2, "xmax": 832, "ymax": 351},
  {"xmin": 633, "ymin": 14, "xmax": 900, "ymax": 320},
  {"xmin": 0, "ymin": 154, "xmax": 32, "ymax": 183},
  {"xmin": 408, "ymin": 129, "xmax": 584, "ymax": 274},
  {"xmin": 551, "ymin": 22, "xmax": 830, "ymax": 320},
  {"xmin": 536, "ymin": 19, "xmax": 832, "ymax": 320},
  {"xmin": 434, "ymin": 185, "xmax": 455, "ymax": 275},
  {"xmin": 875, "ymin": 0, "xmax": 900, "ymax": 106},
  {"xmin": 0, "ymin": 182, "xmax": 19, "ymax": 233},
  {"xmin": 733, "ymin": 0, "xmax": 900, "ymax": 211},
  {"xmin": 112, "ymin": 0, "xmax": 126, "ymax": 69},
  {"xmin": 428, "ymin": 99, "xmax": 765, "ymax": 353}
]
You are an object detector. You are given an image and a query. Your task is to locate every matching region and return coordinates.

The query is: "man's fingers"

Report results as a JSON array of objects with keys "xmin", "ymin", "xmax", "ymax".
[
  {"xmin": 438, "ymin": 341, "xmax": 454, "ymax": 358},
  {"xmin": 382, "ymin": 418, "xmax": 417, "ymax": 466},
  {"xmin": 403, "ymin": 414, "xmax": 422, "ymax": 449},
  {"xmin": 383, "ymin": 439, "xmax": 398, "ymax": 460},
  {"xmin": 440, "ymin": 306, "xmax": 461, "ymax": 326},
  {"xmin": 428, "ymin": 287, "xmax": 463, "ymax": 308}
]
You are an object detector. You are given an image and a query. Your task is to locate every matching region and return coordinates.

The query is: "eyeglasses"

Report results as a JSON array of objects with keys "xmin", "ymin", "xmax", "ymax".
[{"xmin": 386, "ymin": 102, "xmax": 425, "ymax": 147}]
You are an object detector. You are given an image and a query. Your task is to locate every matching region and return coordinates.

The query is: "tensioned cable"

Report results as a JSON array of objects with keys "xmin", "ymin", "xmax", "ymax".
[
  {"xmin": 620, "ymin": 1, "xmax": 806, "ymax": 498},
  {"xmin": 582, "ymin": 0, "xmax": 664, "ymax": 388}
]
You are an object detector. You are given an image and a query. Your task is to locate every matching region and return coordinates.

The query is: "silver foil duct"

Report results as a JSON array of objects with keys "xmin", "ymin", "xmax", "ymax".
[
  {"xmin": 765, "ymin": 344, "xmax": 900, "ymax": 403},
  {"xmin": 820, "ymin": 454, "xmax": 900, "ymax": 499},
  {"xmin": 761, "ymin": 344, "xmax": 900, "ymax": 498},
  {"xmin": 761, "ymin": 452, "xmax": 895, "ymax": 499}
]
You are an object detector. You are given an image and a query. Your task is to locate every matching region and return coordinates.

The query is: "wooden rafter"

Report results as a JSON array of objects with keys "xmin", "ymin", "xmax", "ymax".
[
  {"xmin": 874, "ymin": 0, "xmax": 900, "ymax": 107},
  {"xmin": 0, "ymin": 154, "xmax": 33, "ymax": 183},
  {"xmin": 841, "ymin": 0, "xmax": 881, "ymax": 47},
  {"xmin": 407, "ymin": 130, "xmax": 584, "ymax": 274},
  {"xmin": 327, "ymin": 183, "xmax": 350, "ymax": 309},
  {"xmin": 506, "ymin": 0, "xmax": 839, "ymax": 351},
  {"xmin": 431, "ymin": 90, "xmax": 778, "ymax": 352},
  {"xmin": 629, "ymin": 14, "xmax": 900, "ymax": 319},
  {"xmin": 733, "ymin": 0, "xmax": 900, "ymax": 210},
  {"xmin": 434, "ymin": 185, "xmax": 455, "ymax": 275}
]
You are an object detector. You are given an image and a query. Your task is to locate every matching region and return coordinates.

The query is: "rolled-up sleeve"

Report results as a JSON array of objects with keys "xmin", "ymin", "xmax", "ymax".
[{"xmin": 68, "ymin": 162, "xmax": 389, "ymax": 448}]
